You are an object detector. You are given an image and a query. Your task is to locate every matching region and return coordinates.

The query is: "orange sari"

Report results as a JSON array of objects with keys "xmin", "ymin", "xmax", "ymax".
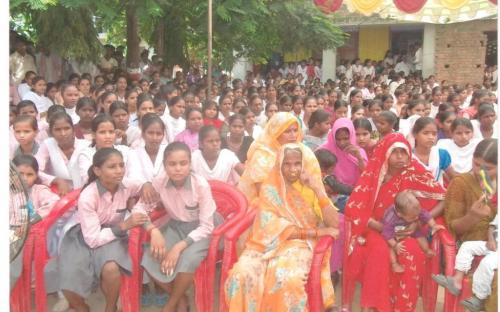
[{"xmin": 225, "ymin": 143, "xmax": 335, "ymax": 311}]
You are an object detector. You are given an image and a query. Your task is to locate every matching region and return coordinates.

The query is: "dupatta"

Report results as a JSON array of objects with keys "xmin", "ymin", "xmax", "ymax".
[
  {"xmin": 344, "ymin": 133, "xmax": 446, "ymax": 250},
  {"xmin": 319, "ymin": 117, "xmax": 367, "ymax": 186}
]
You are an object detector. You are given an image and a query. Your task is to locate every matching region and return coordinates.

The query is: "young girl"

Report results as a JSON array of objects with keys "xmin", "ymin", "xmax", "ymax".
[
  {"xmin": 429, "ymin": 87, "xmax": 443, "ymax": 118},
  {"xmin": 125, "ymin": 88, "xmax": 139, "ymax": 125},
  {"xmin": 202, "ymin": 100, "xmax": 224, "ymax": 129},
  {"xmin": 163, "ymin": 96, "xmax": 186, "ymax": 142},
  {"xmin": 381, "ymin": 94, "xmax": 395, "ymax": 112},
  {"xmin": 115, "ymin": 75, "xmax": 128, "ymax": 101},
  {"xmin": 351, "ymin": 105, "xmax": 365, "ymax": 121},
  {"xmin": 74, "ymin": 97, "xmax": 97, "ymax": 141},
  {"xmin": 221, "ymin": 114, "xmax": 254, "ymax": 163},
  {"xmin": 175, "ymin": 107, "xmax": 203, "ymax": 151},
  {"xmin": 472, "ymin": 103, "xmax": 497, "ymax": 140},
  {"xmin": 60, "ymin": 83, "xmax": 81, "ymax": 124},
  {"xmin": 130, "ymin": 114, "xmax": 168, "ymax": 183},
  {"xmin": 375, "ymin": 110, "xmax": 398, "ymax": 141},
  {"xmin": 11, "ymin": 155, "xmax": 60, "ymax": 290},
  {"xmin": 353, "ymin": 117, "xmax": 377, "ymax": 158},
  {"xmin": 22, "ymin": 76, "xmax": 53, "ymax": 115},
  {"xmin": 76, "ymin": 114, "xmax": 136, "ymax": 188},
  {"xmin": 436, "ymin": 118, "xmax": 482, "ymax": 174},
  {"xmin": 437, "ymin": 111, "xmax": 456, "ymax": 140},
  {"xmin": 302, "ymin": 96, "xmax": 318, "ymax": 131},
  {"xmin": 291, "ymin": 95, "xmax": 304, "ymax": 119},
  {"xmin": 367, "ymin": 99, "xmax": 383, "ymax": 131},
  {"xmin": 349, "ymin": 89, "xmax": 363, "ymax": 107},
  {"xmin": 135, "ymin": 142, "xmax": 222, "ymax": 312},
  {"xmin": 110, "ymin": 101, "xmax": 141, "ymax": 148},
  {"xmin": 11, "ymin": 115, "xmax": 39, "ymax": 159},
  {"xmin": 154, "ymin": 97, "xmax": 167, "ymax": 116},
  {"xmin": 191, "ymin": 126, "xmax": 244, "ymax": 185},
  {"xmin": 77, "ymin": 77, "xmax": 92, "ymax": 97},
  {"xmin": 411, "ymin": 117, "xmax": 456, "ymax": 186},
  {"xmin": 232, "ymin": 97, "xmax": 247, "ymax": 114},
  {"xmin": 447, "ymin": 93, "xmax": 463, "ymax": 113},
  {"xmin": 239, "ymin": 107, "xmax": 263, "ymax": 139},
  {"xmin": 261, "ymin": 103, "xmax": 279, "ymax": 127},
  {"xmin": 218, "ymin": 93, "xmax": 233, "ymax": 122},
  {"xmin": 17, "ymin": 70, "xmax": 36, "ymax": 98},
  {"xmin": 462, "ymin": 89, "xmax": 490, "ymax": 119},
  {"xmin": 303, "ymin": 109, "xmax": 330, "ymax": 151},
  {"xmin": 333, "ymin": 100, "xmax": 349, "ymax": 121},
  {"xmin": 36, "ymin": 112, "xmax": 90, "ymax": 195},
  {"xmin": 278, "ymin": 95, "xmax": 292, "ymax": 112},
  {"xmin": 16, "ymin": 99, "xmax": 49, "ymax": 143},
  {"xmin": 98, "ymin": 91, "xmax": 118, "ymax": 114},
  {"xmin": 59, "ymin": 148, "xmax": 149, "ymax": 312}
]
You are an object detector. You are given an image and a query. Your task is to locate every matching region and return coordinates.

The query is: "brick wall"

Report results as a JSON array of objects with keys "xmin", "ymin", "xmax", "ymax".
[{"xmin": 434, "ymin": 19, "xmax": 497, "ymax": 85}]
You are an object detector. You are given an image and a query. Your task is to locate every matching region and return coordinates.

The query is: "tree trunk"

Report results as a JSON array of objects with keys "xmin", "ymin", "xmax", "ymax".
[
  {"xmin": 155, "ymin": 19, "xmax": 165, "ymax": 58},
  {"xmin": 126, "ymin": 0, "xmax": 140, "ymax": 71}
]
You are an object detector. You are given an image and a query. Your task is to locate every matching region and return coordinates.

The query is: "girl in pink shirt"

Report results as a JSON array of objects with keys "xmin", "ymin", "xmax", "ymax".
[
  {"xmin": 135, "ymin": 142, "xmax": 221, "ymax": 312},
  {"xmin": 174, "ymin": 107, "xmax": 204, "ymax": 151},
  {"xmin": 59, "ymin": 147, "xmax": 149, "ymax": 311}
]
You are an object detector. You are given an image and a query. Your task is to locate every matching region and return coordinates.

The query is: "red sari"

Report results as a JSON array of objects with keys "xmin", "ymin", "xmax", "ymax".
[{"xmin": 344, "ymin": 133, "xmax": 446, "ymax": 312}]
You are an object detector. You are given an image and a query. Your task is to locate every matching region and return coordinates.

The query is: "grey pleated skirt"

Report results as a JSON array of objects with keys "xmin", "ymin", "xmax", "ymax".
[
  {"xmin": 58, "ymin": 225, "xmax": 131, "ymax": 298},
  {"xmin": 142, "ymin": 213, "xmax": 223, "ymax": 284},
  {"xmin": 10, "ymin": 248, "xmax": 23, "ymax": 290}
]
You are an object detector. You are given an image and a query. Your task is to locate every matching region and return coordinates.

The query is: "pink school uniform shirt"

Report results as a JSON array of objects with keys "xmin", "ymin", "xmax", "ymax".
[
  {"xmin": 174, "ymin": 129, "xmax": 199, "ymax": 151},
  {"xmin": 31, "ymin": 184, "xmax": 60, "ymax": 218},
  {"xmin": 77, "ymin": 178, "xmax": 143, "ymax": 248},
  {"xmin": 133, "ymin": 171, "xmax": 216, "ymax": 244}
]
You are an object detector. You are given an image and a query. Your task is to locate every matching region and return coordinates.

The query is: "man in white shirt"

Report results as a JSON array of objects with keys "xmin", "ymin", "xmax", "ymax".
[
  {"xmin": 413, "ymin": 42, "xmax": 423, "ymax": 75},
  {"xmin": 98, "ymin": 45, "xmax": 118, "ymax": 79},
  {"xmin": 394, "ymin": 56, "xmax": 410, "ymax": 77},
  {"xmin": 10, "ymin": 41, "xmax": 37, "ymax": 85}
]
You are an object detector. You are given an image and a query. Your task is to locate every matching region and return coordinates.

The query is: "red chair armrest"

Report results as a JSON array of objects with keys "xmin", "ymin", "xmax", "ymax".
[
  {"xmin": 40, "ymin": 189, "xmax": 81, "ymax": 230},
  {"xmin": 307, "ymin": 235, "xmax": 335, "ymax": 312},
  {"xmin": 149, "ymin": 208, "xmax": 167, "ymax": 222}
]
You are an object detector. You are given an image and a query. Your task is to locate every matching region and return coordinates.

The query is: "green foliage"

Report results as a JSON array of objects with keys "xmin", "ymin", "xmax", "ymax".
[{"xmin": 10, "ymin": 0, "xmax": 346, "ymax": 69}]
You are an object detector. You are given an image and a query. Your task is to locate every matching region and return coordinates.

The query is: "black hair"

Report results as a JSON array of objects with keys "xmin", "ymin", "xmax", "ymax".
[
  {"xmin": 47, "ymin": 105, "xmax": 66, "ymax": 121},
  {"xmin": 30, "ymin": 76, "xmax": 46, "ymax": 91},
  {"xmin": 218, "ymin": 92, "xmax": 232, "ymax": 106},
  {"xmin": 265, "ymin": 102, "xmax": 278, "ymax": 113},
  {"xmin": 136, "ymin": 92, "xmax": 154, "ymax": 110},
  {"xmin": 407, "ymin": 99, "xmax": 425, "ymax": 113},
  {"xmin": 159, "ymin": 83, "xmax": 177, "ymax": 99},
  {"xmin": 473, "ymin": 138, "xmax": 497, "ymax": 165},
  {"xmin": 60, "ymin": 82, "xmax": 78, "ymax": 95},
  {"xmin": 470, "ymin": 89, "xmax": 489, "ymax": 106},
  {"xmin": 13, "ymin": 115, "xmax": 38, "ymax": 131},
  {"xmin": 308, "ymin": 109, "xmax": 330, "ymax": 130},
  {"xmin": 48, "ymin": 112, "xmax": 73, "ymax": 133},
  {"xmin": 141, "ymin": 113, "xmax": 165, "ymax": 133},
  {"xmin": 353, "ymin": 117, "xmax": 373, "ymax": 132},
  {"xmin": 109, "ymin": 101, "xmax": 129, "ymax": 115},
  {"xmin": 168, "ymin": 96, "xmax": 183, "ymax": 107},
  {"xmin": 153, "ymin": 98, "xmax": 166, "ymax": 109},
  {"xmin": 185, "ymin": 107, "xmax": 202, "ymax": 120},
  {"xmin": 368, "ymin": 99, "xmax": 383, "ymax": 111},
  {"xmin": 351, "ymin": 105, "xmax": 364, "ymax": 116},
  {"xmin": 201, "ymin": 100, "xmax": 219, "ymax": 118},
  {"xmin": 412, "ymin": 117, "xmax": 437, "ymax": 136},
  {"xmin": 477, "ymin": 103, "xmax": 496, "ymax": 119},
  {"xmin": 438, "ymin": 103, "xmax": 453, "ymax": 113},
  {"xmin": 378, "ymin": 110, "xmax": 399, "ymax": 131},
  {"xmin": 83, "ymin": 147, "xmax": 123, "ymax": 190},
  {"xmin": 315, "ymin": 149, "xmax": 337, "ymax": 170},
  {"xmin": 199, "ymin": 125, "xmax": 219, "ymax": 145},
  {"xmin": 125, "ymin": 88, "xmax": 139, "ymax": 100},
  {"xmin": 334, "ymin": 100, "xmax": 349, "ymax": 111},
  {"xmin": 12, "ymin": 154, "xmax": 39, "ymax": 173},
  {"xmin": 227, "ymin": 113, "xmax": 245, "ymax": 125},
  {"xmin": 349, "ymin": 89, "xmax": 362, "ymax": 102},
  {"xmin": 16, "ymin": 100, "xmax": 38, "ymax": 114},
  {"xmin": 437, "ymin": 111, "xmax": 456, "ymax": 124},
  {"xmin": 45, "ymin": 82, "xmax": 57, "ymax": 96},
  {"xmin": 450, "ymin": 117, "xmax": 473, "ymax": 132},
  {"xmin": 163, "ymin": 141, "xmax": 191, "ymax": 162},
  {"xmin": 76, "ymin": 97, "xmax": 97, "ymax": 113}
]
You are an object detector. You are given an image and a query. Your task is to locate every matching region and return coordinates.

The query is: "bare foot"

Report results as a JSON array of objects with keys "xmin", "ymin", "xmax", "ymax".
[
  {"xmin": 392, "ymin": 262, "xmax": 405, "ymax": 273},
  {"xmin": 424, "ymin": 249, "xmax": 436, "ymax": 257},
  {"xmin": 176, "ymin": 295, "xmax": 189, "ymax": 312}
]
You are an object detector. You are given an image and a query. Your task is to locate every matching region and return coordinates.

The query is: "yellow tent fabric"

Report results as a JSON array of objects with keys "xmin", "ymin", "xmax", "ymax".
[
  {"xmin": 346, "ymin": 0, "xmax": 384, "ymax": 15},
  {"xmin": 358, "ymin": 26, "xmax": 389, "ymax": 61},
  {"xmin": 284, "ymin": 48, "xmax": 312, "ymax": 63},
  {"xmin": 440, "ymin": 0, "xmax": 470, "ymax": 9}
]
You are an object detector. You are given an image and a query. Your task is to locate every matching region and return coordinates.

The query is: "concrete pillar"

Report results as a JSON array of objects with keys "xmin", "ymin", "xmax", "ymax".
[
  {"xmin": 322, "ymin": 48, "xmax": 337, "ymax": 82},
  {"xmin": 231, "ymin": 54, "xmax": 253, "ymax": 81},
  {"xmin": 422, "ymin": 24, "xmax": 436, "ymax": 78}
]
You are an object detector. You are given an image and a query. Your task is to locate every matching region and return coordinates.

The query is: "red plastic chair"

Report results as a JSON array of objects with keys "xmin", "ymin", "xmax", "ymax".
[
  {"xmin": 122, "ymin": 180, "xmax": 247, "ymax": 312},
  {"xmin": 10, "ymin": 189, "xmax": 81, "ymax": 312},
  {"xmin": 219, "ymin": 209, "xmax": 335, "ymax": 312},
  {"xmin": 341, "ymin": 216, "xmax": 455, "ymax": 312}
]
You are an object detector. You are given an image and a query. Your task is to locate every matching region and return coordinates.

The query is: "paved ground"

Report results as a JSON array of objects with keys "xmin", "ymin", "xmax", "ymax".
[{"xmin": 43, "ymin": 271, "xmax": 446, "ymax": 311}]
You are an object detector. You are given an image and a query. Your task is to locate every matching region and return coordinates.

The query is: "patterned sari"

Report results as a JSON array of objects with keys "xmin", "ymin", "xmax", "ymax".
[
  {"xmin": 225, "ymin": 143, "xmax": 335, "ymax": 311},
  {"xmin": 344, "ymin": 133, "xmax": 446, "ymax": 312}
]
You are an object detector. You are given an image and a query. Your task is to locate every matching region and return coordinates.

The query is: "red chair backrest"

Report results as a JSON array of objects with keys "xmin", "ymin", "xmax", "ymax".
[{"xmin": 208, "ymin": 180, "xmax": 246, "ymax": 219}]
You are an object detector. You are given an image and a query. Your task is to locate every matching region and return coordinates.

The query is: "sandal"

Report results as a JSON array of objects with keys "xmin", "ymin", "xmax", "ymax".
[
  {"xmin": 461, "ymin": 296, "xmax": 483, "ymax": 312},
  {"xmin": 431, "ymin": 274, "xmax": 461, "ymax": 296}
]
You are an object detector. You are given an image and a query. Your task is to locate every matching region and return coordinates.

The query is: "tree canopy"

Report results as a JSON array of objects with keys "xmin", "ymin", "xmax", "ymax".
[{"xmin": 10, "ymin": 0, "xmax": 347, "ymax": 69}]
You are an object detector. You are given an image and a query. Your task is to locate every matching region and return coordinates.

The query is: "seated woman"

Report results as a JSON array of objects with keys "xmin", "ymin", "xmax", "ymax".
[
  {"xmin": 444, "ymin": 138, "xmax": 498, "ymax": 311},
  {"xmin": 344, "ymin": 133, "xmax": 446, "ymax": 312},
  {"xmin": 225, "ymin": 143, "xmax": 339, "ymax": 312}
]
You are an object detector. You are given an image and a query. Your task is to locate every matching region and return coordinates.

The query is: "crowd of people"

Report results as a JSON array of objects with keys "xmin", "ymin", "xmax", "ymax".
[{"xmin": 8, "ymin": 37, "xmax": 499, "ymax": 312}]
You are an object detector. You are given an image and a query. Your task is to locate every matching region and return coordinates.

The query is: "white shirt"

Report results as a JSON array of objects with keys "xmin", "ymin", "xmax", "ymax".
[
  {"xmin": 191, "ymin": 149, "xmax": 240, "ymax": 186},
  {"xmin": 17, "ymin": 83, "xmax": 31, "ymax": 98},
  {"xmin": 414, "ymin": 48, "xmax": 423, "ymax": 71},
  {"xmin": 395, "ymin": 62, "xmax": 410, "ymax": 77},
  {"xmin": 129, "ymin": 144, "xmax": 167, "ymax": 183},
  {"xmin": 10, "ymin": 51, "xmax": 37, "ymax": 85},
  {"xmin": 65, "ymin": 107, "xmax": 80, "ymax": 124},
  {"xmin": 23, "ymin": 91, "xmax": 53, "ymax": 113},
  {"xmin": 162, "ymin": 113, "xmax": 186, "ymax": 143}
]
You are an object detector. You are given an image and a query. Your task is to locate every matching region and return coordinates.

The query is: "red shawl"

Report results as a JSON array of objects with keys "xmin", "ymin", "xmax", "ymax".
[{"xmin": 344, "ymin": 133, "xmax": 446, "ymax": 241}]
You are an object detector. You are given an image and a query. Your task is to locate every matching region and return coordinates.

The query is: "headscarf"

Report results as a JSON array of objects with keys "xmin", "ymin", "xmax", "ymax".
[
  {"xmin": 344, "ymin": 133, "xmax": 445, "ymax": 248},
  {"xmin": 239, "ymin": 112, "xmax": 304, "ymax": 203},
  {"xmin": 246, "ymin": 143, "xmax": 324, "ymax": 254},
  {"xmin": 319, "ymin": 117, "xmax": 367, "ymax": 187}
]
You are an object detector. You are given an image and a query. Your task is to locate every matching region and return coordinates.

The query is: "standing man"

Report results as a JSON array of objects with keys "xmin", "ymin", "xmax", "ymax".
[{"xmin": 10, "ymin": 40, "xmax": 37, "ymax": 85}]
